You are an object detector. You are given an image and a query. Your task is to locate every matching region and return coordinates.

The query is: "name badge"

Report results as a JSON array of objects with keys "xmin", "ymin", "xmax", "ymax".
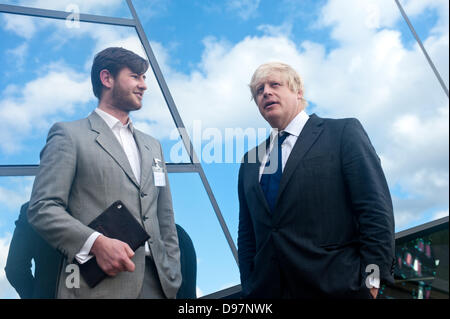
[{"xmin": 153, "ymin": 158, "xmax": 166, "ymax": 187}]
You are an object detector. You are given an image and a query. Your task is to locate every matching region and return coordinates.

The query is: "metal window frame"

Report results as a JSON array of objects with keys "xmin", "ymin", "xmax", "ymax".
[
  {"xmin": 395, "ymin": 215, "xmax": 449, "ymax": 242},
  {"xmin": 395, "ymin": 0, "xmax": 449, "ymax": 98},
  {"xmin": 0, "ymin": 1, "xmax": 238, "ymax": 267}
]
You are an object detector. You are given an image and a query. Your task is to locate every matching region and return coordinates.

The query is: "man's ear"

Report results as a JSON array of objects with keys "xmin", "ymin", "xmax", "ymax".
[
  {"xmin": 296, "ymin": 89, "xmax": 303, "ymax": 101},
  {"xmin": 99, "ymin": 69, "xmax": 114, "ymax": 89}
]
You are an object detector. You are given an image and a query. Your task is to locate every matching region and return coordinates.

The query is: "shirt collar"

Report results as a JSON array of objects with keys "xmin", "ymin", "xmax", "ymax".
[
  {"xmin": 270, "ymin": 110, "xmax": 309, "ymax": 139},
  {"xmin": 95, "ymin": 108, "xmax": 134, "ymax": 133},
  {"xmin": 283, "ymin": 110, "xmax": 309, "ymax": 137}
]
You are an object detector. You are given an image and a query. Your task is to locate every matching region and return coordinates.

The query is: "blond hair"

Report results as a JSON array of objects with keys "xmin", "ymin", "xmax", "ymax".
[{"xmin": 249, "ymin": 62, "xmax": 308, "ymax": 108}]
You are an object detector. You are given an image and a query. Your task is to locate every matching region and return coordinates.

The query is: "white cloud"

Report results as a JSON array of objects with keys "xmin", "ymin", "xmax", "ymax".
[
  {"xmin": 6, "ymin": 42, "xmax": 28, "ymax": 71},
  {"xmin": 0, "ymin": 187, "xmax": 30, "ymax": 211},
  {"xmin": 2, "ymin": 15, "xmax": 36, "ymax": 39},
  {"xmin": 394, "ymin": 208, "xmax": 425, "ymax": 230},
  {"xmin": 257, "ymin": 22, "xmax": 293, "ymax": 38},
  {"xmin": 402, "ymin": 0, "xmax": 449, "ymax": 35},
  {"xmin": 0, "ymin": 64, "xmax": 93, "ymax": 154},
  {"xmin": 433, "ymin": 210, "xmax": 449, "ymax": 220},
  {"xmin": 196, "ymin": 286, "xmax": 204, "ymax": 298},
  {"xmin": 226, "ymin": 0, "xmax": 261, "ymax": 20}
]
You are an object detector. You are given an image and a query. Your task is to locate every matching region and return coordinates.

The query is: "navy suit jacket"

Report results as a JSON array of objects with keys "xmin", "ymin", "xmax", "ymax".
[
  {"xmin": 237, "ymin": 114, "xmax": 395, "ymax": 298},
  {"xmin": 5, "ymin": 202, "xmax": 62, "ymax": 298}
]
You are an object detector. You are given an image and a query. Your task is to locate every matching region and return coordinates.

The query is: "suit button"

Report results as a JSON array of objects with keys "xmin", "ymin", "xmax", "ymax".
[
  {"xmin": 140, "ymin": 192, "xmax": 147, "ymax": 198},
  {"xmin": 143, "ymin": 216, "xmax": 148, "ymax": 221}
]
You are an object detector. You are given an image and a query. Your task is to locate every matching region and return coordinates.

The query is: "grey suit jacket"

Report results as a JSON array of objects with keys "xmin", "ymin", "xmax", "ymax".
[{"xmin": 28, "ymin": 111, "xmax": 181, "ymax": 299}]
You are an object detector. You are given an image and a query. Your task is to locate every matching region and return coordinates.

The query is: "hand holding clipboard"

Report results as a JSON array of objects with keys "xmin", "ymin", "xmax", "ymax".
[{"xmin": 77, "ymin": 201, "xmax": 150, "ymax": 288}]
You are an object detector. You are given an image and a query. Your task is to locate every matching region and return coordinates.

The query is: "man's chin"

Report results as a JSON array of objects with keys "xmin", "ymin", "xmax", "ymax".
[
  {"xmin": 128, "ymin": 103, "xmax": 142, "ymax": 111},
  {"xmin": 263, "ymin": 113, "xmax": 282, "ymax": 129}
]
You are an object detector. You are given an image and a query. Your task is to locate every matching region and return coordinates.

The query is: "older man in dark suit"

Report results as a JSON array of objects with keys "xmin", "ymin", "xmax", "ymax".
[{"xmin": 237, "ymin": 62, "xmax": 395, "ymax": 299}]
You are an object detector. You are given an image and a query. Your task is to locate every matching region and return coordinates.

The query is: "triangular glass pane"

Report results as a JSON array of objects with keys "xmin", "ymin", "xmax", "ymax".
[
  {"xmin": 0, "ymin": 14, "xmax": 190, "ymax": 164},
  {"xmin": 168, "ymin": 172, "xmax": 240, "ymax": 297}
]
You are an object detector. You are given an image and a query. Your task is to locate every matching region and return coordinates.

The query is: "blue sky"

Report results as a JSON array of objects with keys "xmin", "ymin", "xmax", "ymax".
[{"xmin": 0, "ymin": 0, "xmax": 449, "ymax": 298}]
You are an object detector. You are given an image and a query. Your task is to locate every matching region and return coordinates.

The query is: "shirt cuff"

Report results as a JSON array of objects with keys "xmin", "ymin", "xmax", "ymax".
[
  {"xmin": 368, "ymin": 276, "xmax": 380, "ymax": 289},
  {"xmin": 145, "ymin": 241, "xmax": 150, "ymax": 256},
  {"xmin": 75, "ymin": 231, "xmax": 101, "ymax": 264}
]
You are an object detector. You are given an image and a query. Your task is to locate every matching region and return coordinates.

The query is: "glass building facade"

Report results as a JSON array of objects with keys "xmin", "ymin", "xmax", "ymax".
[{"xmin": 379, "ymin": 217, "xmax": 448, "ymax": 299}]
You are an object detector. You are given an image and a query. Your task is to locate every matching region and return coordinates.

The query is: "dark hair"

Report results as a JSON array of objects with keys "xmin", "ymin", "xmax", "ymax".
[{"xmin": 91, "ymin": 47, "xmax": 149, "ymax": 99}]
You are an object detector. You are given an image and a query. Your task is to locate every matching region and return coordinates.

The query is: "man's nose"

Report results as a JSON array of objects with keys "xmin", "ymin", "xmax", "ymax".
[
  {"xmin": 138, "ymin": 78, "xmax": 147, "ymax": 91},
  {"xmin": 263, "ymin": 85, "xmax": 273, "ymax": 97}
]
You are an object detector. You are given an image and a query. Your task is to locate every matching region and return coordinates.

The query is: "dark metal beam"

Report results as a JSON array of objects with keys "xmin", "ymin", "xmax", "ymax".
[
  {"xmin": 0, "ymin": 3, "xmax": 136, "ymax": 27},
  {"xmin": 0, "ymin": 165, "xmax": 39, "ymax": 176},
  {"xmin": 395, "ymin": 215, "xmax": 448, "ymax": 240},
  {"xmin": 200, "ymin": 284, "xmax": 242, "ymax": 299},
  {"xmin": 126, "ymin": 0, "xmax": 239, "ymax": 265},
  {"xmin": 125, "ymin": 0, "xmax": 197, "ymax": 164},
  {"xmin": 166, "ymin": 163, "xmax": 200, "ymax": 173},
  {"xmin": 0, "ymin": 163, "xmax": 201, "ymax": 176}
]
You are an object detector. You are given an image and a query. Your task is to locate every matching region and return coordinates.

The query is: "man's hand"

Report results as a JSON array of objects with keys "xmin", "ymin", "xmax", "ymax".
[
  {"xmin": 370, "ymin": 287, "xmax": 379, "ymax": 299},
  {"xmin": 90, "ymin": 235, "xmax": 135, "ymax": 276}
]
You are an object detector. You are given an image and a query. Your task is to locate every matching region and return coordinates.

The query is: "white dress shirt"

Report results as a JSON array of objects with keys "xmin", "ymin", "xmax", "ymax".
[
  {"xmin": 259, "ymin": 110, "xmax": 309, "ymax": 180},
  {"xmin": 75, "ymin": 108, "xmax": 149, "ymax": 264}
]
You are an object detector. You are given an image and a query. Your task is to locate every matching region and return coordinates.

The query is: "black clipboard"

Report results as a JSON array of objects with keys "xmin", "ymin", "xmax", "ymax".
[{"xmin": 77, "ymin": 200, "xmax": 150, "ymax": 288}]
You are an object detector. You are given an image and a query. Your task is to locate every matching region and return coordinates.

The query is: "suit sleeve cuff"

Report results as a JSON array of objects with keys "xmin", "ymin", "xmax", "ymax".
[{"xmin": 75, "ymin": 231, "xmax": 101, "ymax": 264}]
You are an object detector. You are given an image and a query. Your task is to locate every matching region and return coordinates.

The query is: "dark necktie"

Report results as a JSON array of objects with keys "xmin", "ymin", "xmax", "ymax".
[{"xmin": 260, "ymin": 132, "xmax": 290, "ymax": 212}]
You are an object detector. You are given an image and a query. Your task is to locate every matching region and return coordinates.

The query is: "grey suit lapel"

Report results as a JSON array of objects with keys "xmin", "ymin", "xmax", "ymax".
[
  {"xmin": 88, "ymin": 112, "xmax": 140, "ymax": 188},
  {"xmin": 276, "ymin": 114, "xmax": 324, "ymax": 205},
  {"xmin": 133, "ymin": 129, "xmax": 155, "ymax": 189}
]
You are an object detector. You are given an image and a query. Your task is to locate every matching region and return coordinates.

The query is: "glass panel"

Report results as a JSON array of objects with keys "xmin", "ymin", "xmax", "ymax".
[
  {"xmin": 1, "ymin": 0, "xmax": 132, "ymax": 18},
  {"xmin": 201, "ymin": 163, "xmax": 240, "ymax": 245},
  {"xmin": 0, "ymin": 176, "xmax": 35, "ymax": 299},
  {"xmin": 168, "ymin": 173, "xmax": 240, "ymax": 297},
  {"xmin": 0, "ymin": 13, "xmax": 189, "ymax": 165},
  {"xmin": 380, "ymin": 221, "xmax": 449, "ymax": 299}
]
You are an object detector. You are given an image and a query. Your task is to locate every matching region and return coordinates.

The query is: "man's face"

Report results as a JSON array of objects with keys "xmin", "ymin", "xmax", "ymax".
[
  {"xmin": 255, "ymin": 71, "xmax": 302, "ymax": 130},
  {"xmin": 111, "ymin": 67, "xmax": 147, "ymax": 112}
]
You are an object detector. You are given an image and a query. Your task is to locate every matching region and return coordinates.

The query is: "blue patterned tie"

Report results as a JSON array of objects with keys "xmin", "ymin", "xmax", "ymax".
[{"xmin": 260, "ymin": 132, "xmax": 290, "ymax": 212}]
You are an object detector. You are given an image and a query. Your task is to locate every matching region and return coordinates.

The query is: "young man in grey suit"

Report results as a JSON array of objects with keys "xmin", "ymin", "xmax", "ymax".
[
  {"xmin": 27, "ymin": 47, "xmax": 181, "ymax": 299},
  {"xmin": 238, "ymin": 62, "xmax": 395, "ymax": 299}
]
